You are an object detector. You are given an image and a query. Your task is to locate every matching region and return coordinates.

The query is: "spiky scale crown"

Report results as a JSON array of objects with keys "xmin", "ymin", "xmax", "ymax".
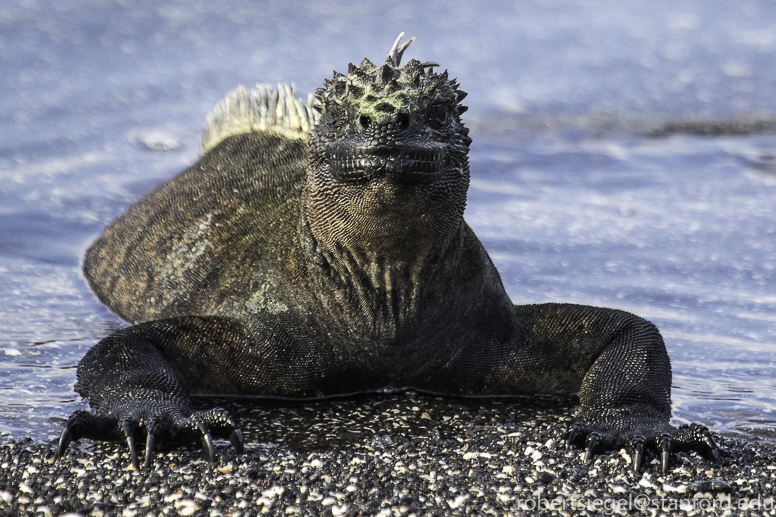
[
  {"xmin": 313, "ymin": 34, "xmax": 468, "ymax": 125},
  {"xmin": 200, "ymin": 34, "xmax": 469, "ymax": 155}
]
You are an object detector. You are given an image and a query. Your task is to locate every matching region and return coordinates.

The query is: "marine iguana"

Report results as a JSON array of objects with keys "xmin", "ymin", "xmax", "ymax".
[{"xmin": 57, "ymin": 34, "xmax": 718, "ymax": 473}]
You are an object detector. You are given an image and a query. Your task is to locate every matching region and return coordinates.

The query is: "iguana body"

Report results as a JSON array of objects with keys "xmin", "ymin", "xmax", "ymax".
[{"xmin": 58, "ymin": 35, "xmax": 717, "ymax": 472}]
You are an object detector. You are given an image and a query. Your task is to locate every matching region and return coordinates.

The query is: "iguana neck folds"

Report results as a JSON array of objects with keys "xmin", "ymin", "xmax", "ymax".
[{"xmin": 297, "ymin": 217, "xmax": 466, "ymax": 343}]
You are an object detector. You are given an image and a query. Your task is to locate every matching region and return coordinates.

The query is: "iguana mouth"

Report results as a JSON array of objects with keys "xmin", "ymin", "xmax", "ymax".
[{"xmin": 328, "ymin": 145, "xmax": 447, "ymax": 181}]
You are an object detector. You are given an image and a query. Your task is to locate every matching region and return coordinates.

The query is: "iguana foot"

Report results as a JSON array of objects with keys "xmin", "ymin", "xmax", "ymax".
[
  {"xmin": 57, "ymin": 403, "xmax": 243, "ymax": 470},
  {"xmin": 566, "ymin": 421, "xmax": 718, "ymax": 474}
]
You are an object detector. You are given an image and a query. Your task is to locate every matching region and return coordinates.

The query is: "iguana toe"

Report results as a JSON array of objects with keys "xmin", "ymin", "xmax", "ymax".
[
  {"xmin": 230, "ymin": 429, "xmax": 244, "ymax": 454},
  {"xmin": 58, "ymin": 402, "xmax": 242, "ymax": 469},
  {"xmin": 567, "ymin": 419, "xmax": 719, "ymax": 473},
  {"xmin": 185, "ymin": 419, "xmax": 216, "ymax": 464},
  {"xmin": 566, "ymin": 421, "xmax": 586, "ymax": 450},
  {"xmin": 674, "ymin": 423, "xmax": 719, "ymax": 461},
  {"xmin": 143, "ymin": 432, "xmax": 156, "ymax": 470},
  {"xmin": 658, "ymin": 433, "xmax": 672, "ymax": 474},
  {"xmin": 631, "ymin": 434, "xmax": 646, "ymax": 472},
  {"xmin": 57, "ymin": 409, "xmax": 119, "ymax": 457},
  {"xmin": 122, "ymin": 422, "xmax": 141, "ymax": 469},
  {"xmin": 177, "ymin": 408, "xmax": 242, "ymax": 463},
  {"xmin": 584, "ymin": 431, "xmax": 603, "ymax": 463}
]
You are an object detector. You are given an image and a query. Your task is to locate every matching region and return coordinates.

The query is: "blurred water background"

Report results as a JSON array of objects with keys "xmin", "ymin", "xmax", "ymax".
[{"xmin": 2, "ymin": 0, "xmax": 776, "ymax": 442}]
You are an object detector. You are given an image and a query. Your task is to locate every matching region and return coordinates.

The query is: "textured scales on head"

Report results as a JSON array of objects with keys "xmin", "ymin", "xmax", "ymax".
[
  {"xmin": 303, "ymin": 34, "xmax": 473, "ymax": 267},
  {"xmin": 313, "ymin": 32, "xmax": 468, "ymax": 126}
]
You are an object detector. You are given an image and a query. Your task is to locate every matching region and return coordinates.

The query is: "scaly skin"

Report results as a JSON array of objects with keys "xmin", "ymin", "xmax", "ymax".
[{"xmin": 58, "ymin": 34, "xmax": 718, "ymax": 472}]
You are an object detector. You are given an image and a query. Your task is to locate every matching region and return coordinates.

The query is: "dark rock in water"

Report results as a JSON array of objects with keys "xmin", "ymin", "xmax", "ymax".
[{"xmin": 131, "ymin": 129, "xmax": 184, "ymax": 152}]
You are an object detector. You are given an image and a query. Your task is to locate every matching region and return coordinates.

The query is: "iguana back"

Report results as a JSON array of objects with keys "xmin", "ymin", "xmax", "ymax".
[{"xmin": 84, "ymin": 132, "xmax": 307, "ymax": 324}]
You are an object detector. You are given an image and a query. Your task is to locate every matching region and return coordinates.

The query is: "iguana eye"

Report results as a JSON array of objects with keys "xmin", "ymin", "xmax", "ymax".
[
  {"xmin": 395, "ymin": 113, "xmax": 411, "ymax": 130},
  {"xmin": 428, "ymin": 105, "xmax": 448, "ymax": 128}
]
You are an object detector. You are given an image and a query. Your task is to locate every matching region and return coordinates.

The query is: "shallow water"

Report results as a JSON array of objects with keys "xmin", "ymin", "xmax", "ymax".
[{"xmin": 2, "ymin": 0, "xmax": 776, "ymax": 442}]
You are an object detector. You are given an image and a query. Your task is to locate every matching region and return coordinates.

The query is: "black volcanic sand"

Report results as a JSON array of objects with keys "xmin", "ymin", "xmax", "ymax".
[{"xmin": 2, "ymin": 393, "xmax": 776, "ymax": 516}]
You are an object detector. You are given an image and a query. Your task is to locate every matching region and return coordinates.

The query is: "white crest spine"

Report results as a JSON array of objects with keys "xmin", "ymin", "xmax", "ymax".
[{"xmin": 201, "ymin": 83, "xmax": 321, "ymax": 154}]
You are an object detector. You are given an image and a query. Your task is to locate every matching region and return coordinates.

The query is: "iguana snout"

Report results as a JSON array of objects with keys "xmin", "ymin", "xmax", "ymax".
[{"xmin": 326, "ymin": 141, "xmax": 448, "ymax": 183}]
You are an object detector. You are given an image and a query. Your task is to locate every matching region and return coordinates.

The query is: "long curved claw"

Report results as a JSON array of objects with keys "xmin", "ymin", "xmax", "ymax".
[
  {"xmin": 584, "ymin": 432, "xmax": 601, "ymax": 463},
  {"xmin": 57, "ymin": 410, "xmax": 97, "ymax": 456},
  {"xmin": 658, "ymin": 433, "xmax": 672, "ymax": 474},
  {"xmin": 143, "ymin": 433, "xmax": 156, "ymax": 471},
  {"xmin": 197, "ymin": 407, "xmax": 243, "ymax": 455},
  {"xmin": 230, "ymin": 429, "xmax": 244, "ymax": 455},
  {"xmin": 202, "ymin": 432, "xmax": 215, "ymax": 464},
  {"xmin": 632, "ymin": 435, "xmax": 646, "ymax": 473},
  {"xmin": 709, "ymin": 443, "xmax": 720, "ymax": 462},
  {"xmin": 122, "ymin": 423, "xmax": 139, "ymax": 470},
  {"xmin": 57, "ymin": 426, "xmax": 74, "ymax": 457},
  {"xmin": 57, "ymin": 410, "xmax": 120, "ymax": 459},
  {"xmin": 196, "ymin": 421, "xmax": 215, "ymax": 464},
  {"xmin": 700, "ymin": 428, "xmax": 719, "ymax": 462},
  {"xmin": 566, "ymin": 421, "xmax": 586, "ymax": 450}
]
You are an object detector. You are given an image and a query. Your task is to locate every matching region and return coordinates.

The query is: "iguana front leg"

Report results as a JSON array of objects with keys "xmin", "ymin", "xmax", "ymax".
[
  {"xmin": 434, "ymin": 303, "xmax": 718, "ymax": 473},
  {"xmin": 516, "ymin": 303, "xmax": 719, "ymax": 473},
  {"xmin": 59, "ymin": 314, "xmax": 342, "ymax": 468},
  {"xmin": 58, "ymin": 317, "xmax": 302, "ymax": 467},
  {"xmin": 58, "ymin": 316, "xmax": 263, "ymax": 469}
]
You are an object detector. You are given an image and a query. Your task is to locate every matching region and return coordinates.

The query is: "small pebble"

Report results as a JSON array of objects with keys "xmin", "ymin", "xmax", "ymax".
[
  {"xmin": 176, "ymin": 500, "xmax": 197, "ymax": 516},
  {"xmin": 537, "ymin": 472, "xmax": 555, "ymax": 483}
]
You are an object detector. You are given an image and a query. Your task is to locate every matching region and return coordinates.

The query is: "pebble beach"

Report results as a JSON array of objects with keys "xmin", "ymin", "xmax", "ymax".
[
  {"xmin": 2, "ymin": 393, "xmax": 775, "ymax": 516},
  {"xmin": 4, "ymin": 2, "xmax": 776, "ymax": 516}
]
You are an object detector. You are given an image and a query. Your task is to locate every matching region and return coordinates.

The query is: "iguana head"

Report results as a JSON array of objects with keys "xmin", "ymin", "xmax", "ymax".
[{"xmin": 305, "ymin": 34, "xmax": 472, "ymax": 260}]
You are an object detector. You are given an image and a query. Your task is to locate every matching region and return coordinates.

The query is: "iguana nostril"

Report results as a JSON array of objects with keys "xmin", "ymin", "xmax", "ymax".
[
  {"xmin": 396, "ymin": 113, "xmax": 410, "ymax": 130},
  {"xmin": 359, "ymin": 115, "xmax": 371, "ymax": 129}
]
